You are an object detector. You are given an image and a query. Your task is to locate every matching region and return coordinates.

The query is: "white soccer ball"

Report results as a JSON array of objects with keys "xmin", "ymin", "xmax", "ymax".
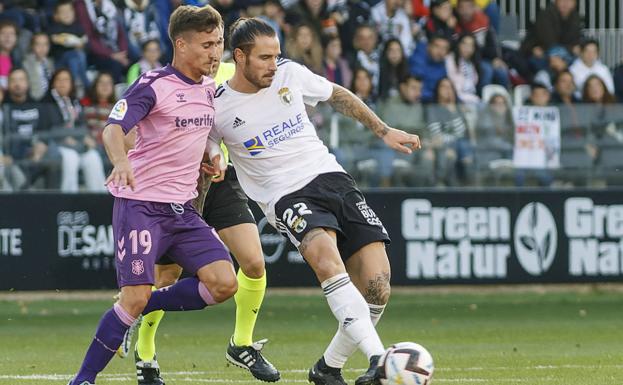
[{"xmin": 377, "ymin": 342, "xmax": 434, "ymax": 385}]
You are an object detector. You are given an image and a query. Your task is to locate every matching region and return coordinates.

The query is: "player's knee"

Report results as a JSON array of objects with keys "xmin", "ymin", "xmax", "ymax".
[
  {"xmin": 314, "ymin": 257, "xmax": 344, "ymax": 279},
  {"xmin": 210, "ymin": 277, "xmax": 238, "ymax": 303},
  {"xmin": 155, "ymin": 271, "xmax": 179, "ymax": 288},
  {"xmin": 240, "ymin": 256, "xmax": 265, "ymax": 278},
  {"xmin": 119, "ymin": 291, "xmax": 151, "ymax": 316}
]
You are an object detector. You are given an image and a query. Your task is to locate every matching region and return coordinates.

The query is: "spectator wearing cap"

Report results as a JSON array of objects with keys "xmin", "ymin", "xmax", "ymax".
[
  {"xmin": 425, "ymin": 0, "xmax": 458, "ymax": 41},
  {"xmin": 521, "ymin": 0, "xmax": 582, "ymax": 73},
  {"xmin": 371, "ymin": 0, "xmax": 414, "ymax": 55},
  {"xmin": 408, "ymin": 34, "xmax": 450, "ymax": 102},
  {"xmin": 455, "ymin": 0, "xmax": 509, "ymax": 90},
  {"xmin": 533, "ymin": 46, "xmax": 573, "ymax": 91},
  {"xmin": 569, "ymin": 39, "xmax": 615, "ymax": 99}
]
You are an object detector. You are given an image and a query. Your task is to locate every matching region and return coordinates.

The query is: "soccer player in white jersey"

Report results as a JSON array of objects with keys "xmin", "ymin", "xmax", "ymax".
[
  {"xmin": 207, "ymin": 18, "xmax": 422, "ymax": 385},
  {"xmin": 67, "ymin": 6, "xmax": 238, "ymax": 385}
]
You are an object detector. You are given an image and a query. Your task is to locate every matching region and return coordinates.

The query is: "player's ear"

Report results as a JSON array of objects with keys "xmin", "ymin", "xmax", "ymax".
[
  {"xmin": 175, "ymin": 36, "xmax": 186, "ymax": 53},
  {"xmin": 233, "ymin": 47, "xmax": 245, "ymax": 64}
]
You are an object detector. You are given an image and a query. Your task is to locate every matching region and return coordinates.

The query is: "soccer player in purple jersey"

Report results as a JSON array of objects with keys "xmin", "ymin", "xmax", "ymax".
[{"xmin": 67, "ymin": 6, "xmax": 237, "ymax": 385}]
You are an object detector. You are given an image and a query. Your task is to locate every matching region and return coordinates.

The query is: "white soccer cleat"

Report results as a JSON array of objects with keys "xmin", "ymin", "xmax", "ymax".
[{"xmin": 117, "ymin": 315, "xmax": 142, "ymax": 358}]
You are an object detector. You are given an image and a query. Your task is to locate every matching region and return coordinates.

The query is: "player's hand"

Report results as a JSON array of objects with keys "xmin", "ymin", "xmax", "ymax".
[
  {"xmin": 201, "ymin": 154, "xmax": 226, "ymax": 182},
  {"xmin": 106, "ymin": 158, "xmax": 136, "ymax": 190},
  {"xmin": 382, "ymin": 127, "xmax": 422, "ymax": 154}
]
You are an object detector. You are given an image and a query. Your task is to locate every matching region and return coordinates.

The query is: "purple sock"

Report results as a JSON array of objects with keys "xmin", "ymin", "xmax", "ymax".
[
  {"xmin": 142, "ymin": 277, "xmax": 216, "ymax": 314},
  {"xmin": 73, "ymin": 303, "xmax": 135, "ymax": 384}
]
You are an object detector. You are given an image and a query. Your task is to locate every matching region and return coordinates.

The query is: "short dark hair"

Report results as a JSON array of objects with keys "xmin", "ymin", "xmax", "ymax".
[
  {"xmin": 168, "ymin": 5, "xmax": 223, "ymax": 45},
  {"xmin": 399, "ymin": 74, "xmax": 422, "ymax": 85},
  {"xmin": 581, "ymin": 38, "xmax": 599, "ymax": 51},
  {"xmin": 229, "ymin": 17, "xmax": 276, "ymax": 62},
  {"xmin": 429, "ymin": 33, "xmax": 450, "ymax": 45},
  {"xmin": 0, "ymin": 19, "xmax": 18, "ymax": 34},
  {"xmin": 54, "ymin": 0, "xmax": 74, "ymax": 11},
  {"xmin": 30, "ymin": 32, "xmax": 49, "ymax": 48},
  {"xmin": 531, "ymin": 82, "xmax": 550, "ymax": 92}
]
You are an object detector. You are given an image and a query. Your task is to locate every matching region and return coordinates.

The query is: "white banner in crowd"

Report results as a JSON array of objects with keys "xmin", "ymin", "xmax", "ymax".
[{"xmin": 512, "ymin": 106, "xmax": 561, "ymax": 169}]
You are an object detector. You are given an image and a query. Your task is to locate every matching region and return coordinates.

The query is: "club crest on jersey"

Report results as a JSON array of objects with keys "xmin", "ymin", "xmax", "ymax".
[
  {"xmin": 109, "ymin": 99, "xmax": 128, "ymax": 120},
  {"xmin": 278, "ymin": 87, "xmax": 293, "ymax": 106},
  {"xmin": 206, "ymin": 88, "xmax": 214, "ymax": 104},
  {"xmin": 131, "ymin": 259, "xmax": 144, "ymax": 275},
  {"xmin": 244, "ymin": 136, "xmax": 266, "ymax": 156}
]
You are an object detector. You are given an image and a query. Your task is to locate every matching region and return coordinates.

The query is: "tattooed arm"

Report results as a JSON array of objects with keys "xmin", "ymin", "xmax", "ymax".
[{"xmin": 327, "ymin": 84, "xmax": 421, "ymax": 153}]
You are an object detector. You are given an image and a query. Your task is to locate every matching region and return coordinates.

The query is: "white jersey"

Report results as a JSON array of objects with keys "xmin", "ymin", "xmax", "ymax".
[{"xmin": 210, "ymin": 59, "xmax": 345, "ymax": 224}]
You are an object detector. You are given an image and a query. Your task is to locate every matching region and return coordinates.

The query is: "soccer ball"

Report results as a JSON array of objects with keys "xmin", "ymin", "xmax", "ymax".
[{"xmin": 377, "ymin": 342, "xmax": 434, "ymax": 385}]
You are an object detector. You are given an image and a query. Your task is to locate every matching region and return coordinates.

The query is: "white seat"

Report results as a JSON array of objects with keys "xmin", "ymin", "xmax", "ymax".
[
  {"xmin": 482, "ymin": 84, "xmax": 512, "ymax": 105},
  {"xmin": 513, "ymin": 84, "xmax": 532, "ymax": 106}
]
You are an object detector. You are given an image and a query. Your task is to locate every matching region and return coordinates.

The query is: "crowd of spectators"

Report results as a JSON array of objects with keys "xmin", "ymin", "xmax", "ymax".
[{"xmin": 1, "ymin": 0, "xmax": 623, "ymax": 191}]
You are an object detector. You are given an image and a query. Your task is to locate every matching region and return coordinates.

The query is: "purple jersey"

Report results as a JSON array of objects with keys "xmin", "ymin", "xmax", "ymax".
[{"xmin": 107, "ymin": 65, "xmax": 216, "ymax": 204}]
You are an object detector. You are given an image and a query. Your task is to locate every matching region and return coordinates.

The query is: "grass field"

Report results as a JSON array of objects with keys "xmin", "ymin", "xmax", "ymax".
[{"xmin": 1, "ymin": 286, "xmax": 622, "ymax": 385}]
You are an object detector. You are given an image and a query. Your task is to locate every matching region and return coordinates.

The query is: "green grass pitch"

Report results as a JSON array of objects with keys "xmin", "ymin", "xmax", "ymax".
[{"xmin": 1, "ymin": 287, "xmax": 622, "ymax": 385}]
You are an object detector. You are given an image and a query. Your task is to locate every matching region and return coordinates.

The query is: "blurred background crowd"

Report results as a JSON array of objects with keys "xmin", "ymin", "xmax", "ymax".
[{"xmin": 0, "ymin": 0, "xmax": 622, "ymax": 192}]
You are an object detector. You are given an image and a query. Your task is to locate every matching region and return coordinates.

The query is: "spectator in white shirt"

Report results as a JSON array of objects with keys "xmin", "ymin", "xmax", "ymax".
[
  {"xmin": 569, "ymin": 39, "xmax": 615, "ymax": 98},
  {"xmin": 370, "ymin": 0, "xmax": 414, "ymax": 55}
]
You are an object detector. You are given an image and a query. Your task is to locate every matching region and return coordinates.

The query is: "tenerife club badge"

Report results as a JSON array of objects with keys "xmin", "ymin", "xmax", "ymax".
[{"xmin": 278, "ymin": 87, "xmax": 293, "ymax": 106}]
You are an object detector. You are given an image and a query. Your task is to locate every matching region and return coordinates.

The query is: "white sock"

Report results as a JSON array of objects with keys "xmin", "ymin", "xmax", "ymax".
[
  {"xmin": 321, "ymin": 274, "xmax": 385, "ymax": 362},
  {"xmin": 324, "ymin": 303, "xmax": 386, "ymax": 368}
]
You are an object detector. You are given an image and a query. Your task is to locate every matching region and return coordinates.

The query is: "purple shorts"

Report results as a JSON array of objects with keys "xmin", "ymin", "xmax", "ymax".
[{"xmin": 112, "ymin": 197, "xmax": 232, "ymax": 288}]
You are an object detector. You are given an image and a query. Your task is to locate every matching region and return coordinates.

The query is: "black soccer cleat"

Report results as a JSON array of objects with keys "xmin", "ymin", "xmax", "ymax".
[
  {"xmin": 226, "ymin": 337, "xmax": 280, "ymax": 382},
  {"xmin": 355, "ymin": 355, "xmax": 382, "ymax": 385},
  {"xmin": 308, "ymin": 357, "xmax": 347, "ymax": 385},
  {"xmin": 135, "ymin": 349, "xmax": 165, "ymax": 385}
]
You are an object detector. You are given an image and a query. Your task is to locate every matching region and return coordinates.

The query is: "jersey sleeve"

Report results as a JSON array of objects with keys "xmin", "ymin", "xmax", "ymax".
[
  {"xmin": 285, "ymin": 61, "xmax": 334, "ymax": 106},
  {"xmin": 106, "ymin": 76, "xmax": 157, "ymax": 134}
]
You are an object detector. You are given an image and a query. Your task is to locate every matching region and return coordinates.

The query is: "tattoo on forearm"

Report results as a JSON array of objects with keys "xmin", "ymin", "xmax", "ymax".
[
  {"xmin": 328, "ymin": 85, "xmax": 389, "ymax": 138},
  {"xmin": 191, "ymin": 173, "xmax": 212, "ymax": 214},
  {"xmin": 299, "ymin": 228, "xmax": 325, "ymax": 255},
  {"xmin": 364, "ymin": 271, "xmax": 391, "ymax": 305}
]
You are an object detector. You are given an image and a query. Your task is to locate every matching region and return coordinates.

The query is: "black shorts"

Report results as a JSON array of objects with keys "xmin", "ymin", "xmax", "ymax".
[
  {"xmin": 157, "ymin": 165, "xmax": 255, "ymax": 265},
  {"xmin": 274, "ymin": 172, "xmax": 390, "ymax": 260}
]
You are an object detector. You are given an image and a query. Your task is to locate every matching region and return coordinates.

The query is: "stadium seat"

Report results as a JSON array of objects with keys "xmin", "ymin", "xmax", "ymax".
[
  {"xmin": 513, "ymin": 84, "xmax": 531, "ymax": 106},
  {"xmin": 498, "ymin": 14, "xmax": 521, "ymax": 50},
  {"xmin": 481, "ymin": 84, "xmax": 512, "ymax": 105}
]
